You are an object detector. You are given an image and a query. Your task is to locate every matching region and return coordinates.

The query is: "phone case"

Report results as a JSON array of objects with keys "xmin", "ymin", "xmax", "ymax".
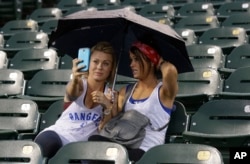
[{"xmin": 78, "ymin": 47, "xmax": 90, "ymax": 71}]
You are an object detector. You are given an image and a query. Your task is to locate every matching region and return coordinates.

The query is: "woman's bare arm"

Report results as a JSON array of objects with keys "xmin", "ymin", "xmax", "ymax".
[
  {"xmin": 64, "ymin": 59, "xmax": 86, "ymax": 102},
  {"xmin": 158, "ymin": 59, "xmax": 178, "ymax": 107}
]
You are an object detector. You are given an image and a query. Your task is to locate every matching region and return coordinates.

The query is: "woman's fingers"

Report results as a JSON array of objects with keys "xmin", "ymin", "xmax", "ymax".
[
  {"xmin": 91, "ymin": 91, "xmax": 110, "ymax": 107},
  {"xmin": 71, "ymin": 58, "xmax": 88, "ymax": 79}
]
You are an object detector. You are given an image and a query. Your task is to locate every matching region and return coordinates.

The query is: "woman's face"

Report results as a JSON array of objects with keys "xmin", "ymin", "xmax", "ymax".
[
  {"xmin": 89, "ymin": 50, "xmax": 113, "ymax": 82},
  {"xmin": 129, "ymin": 51, "xmax": 151, "ymax": 79}
]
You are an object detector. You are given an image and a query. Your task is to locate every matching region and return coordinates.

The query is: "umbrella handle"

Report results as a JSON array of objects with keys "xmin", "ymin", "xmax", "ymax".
[{"xmin": 111, "ymin": 71, "xmax": 117, "ymax": 91}]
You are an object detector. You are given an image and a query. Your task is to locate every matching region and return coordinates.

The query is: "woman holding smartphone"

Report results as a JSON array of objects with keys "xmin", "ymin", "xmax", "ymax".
[{"xmin": 34, "ymin": 41, "xmax": 117, "ymax": 159}]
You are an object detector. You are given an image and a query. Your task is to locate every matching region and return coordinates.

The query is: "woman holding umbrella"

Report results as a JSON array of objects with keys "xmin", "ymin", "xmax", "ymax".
[
  {"xmin": 89, "ymin": 38, "xmax": 178, "ymax": 162},
  {"xmin": 34, "ymin": 41, "xmax": 117, "ymax": 159}
]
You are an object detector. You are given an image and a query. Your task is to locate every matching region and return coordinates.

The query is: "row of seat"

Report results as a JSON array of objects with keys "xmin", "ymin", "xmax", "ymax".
[
  {"xmin": 0, "ymin": 98, "xmax": 63, "ymax": 140},
  {"xmin": 0, "ymin": 98, "xmax": 184, "ymax": 141},
  {"xmin": 0, "ymin": 26, "xmax": 248, "ymax": 62},
  {"xmin": 0, "ymin": 98, "xmax": 186, "ymax": 141},
  {"xmin": 43, "ymin": 0, "xmax": 250, "ymax": 17},
  {"xmin": 34, "ymin": 2, "xmax": 250, "ymax": 20},
  {"xmin": 0, "ymin": 96, "xmax": 248, "ymax": 164},
  {"xmin": 0, "ymin": 96, "xmax": 226, "ymax": 162},
  {"xmin": 1, "ymin": 65, "xmax": 250, "ymax": 112},
  {"xmin": 0, "ymin": 69, "xmax": 71, "ymax": 110},
  {"xmin": 167, "ymin": 98, "xmax": 250, "ymax": 164},
  {"xmin": 0, "ymin": 19, "xmax": 58, "ymax": 41},
  {"xmin": 0, "ymin": 5, "xmax": 250, "ymax": 58},
  {"xmin": 179, "ymin": 98, "xmax": 250, "ymax": 164},
  {"xmin": 187, "ymin": 44, "xmax": 250, "ymax": 76},
  {"xmin": 177, "ymin": 66, "xmax": 250, "ymax": 112},
  {"xmin": 0, "ymin": 140, "xmax": 225, "ymax": 164},
  {"xmin": 1, "ymin": 42, "xmax": 250, "ymax": 79},
  {"xmin": 21, "ymin": 0, "xmax": 237, "ymax": 16},
  {"xmin": 0, "ymin": 0, "xmax": 53, "ymax": 27},
  {"xmin": 176, "ymin": 26, "xmax": 249, "ymax": 54},
  {"xmin": 2, "ymin": 11, "xmax": 250, "ymax": 39},
  {"xmin": 0, "ymin": 48, "xmax": 73, "ymax": 79},
  {"xmin": 2, "ymin": 1, "xmax": 250, "ymax": 27},
  {"xmin": 0, "ymin": 31, "xmax": 49, "ymax": 58},
  {"xmin": 1, "ymin": 0, "xmax": 249, "ymax": 26},
  {"xmin": 174, "ymin": 13, "xmax": 250, "ymax": 37},
  {"xmin": 0, "ymin": 95, "xmax": 211, "ymax": 163}
]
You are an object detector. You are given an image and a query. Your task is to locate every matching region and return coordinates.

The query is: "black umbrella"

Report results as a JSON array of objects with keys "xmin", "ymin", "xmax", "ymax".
[{"xmin": 49, "ymin": 9, "xmax": 194, "ymax": 78}]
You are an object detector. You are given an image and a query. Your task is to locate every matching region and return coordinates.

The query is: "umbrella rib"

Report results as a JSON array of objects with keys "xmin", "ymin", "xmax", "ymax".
[{"xmin": 111, "ymin": 22, "xmax": 130, "ymax": 91}]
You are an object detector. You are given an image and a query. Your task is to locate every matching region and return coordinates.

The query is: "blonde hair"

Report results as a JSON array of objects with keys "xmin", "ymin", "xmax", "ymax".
[{"xmin": 91, "ymin": 41, "xmax": 117, "ymax": 84}]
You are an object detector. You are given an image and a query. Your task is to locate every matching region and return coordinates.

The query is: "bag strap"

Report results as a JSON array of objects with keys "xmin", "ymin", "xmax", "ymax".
[
  {"xmin": 122, "ymin": 83, "xmax": 169, "ymax": 131},
  {"xmin": 121, "ymin": 83, "xmax": 135, "ymax": 112},
  {"xmin": 149, "ymin": 121, "xmax": 169, "ymax": 132}
]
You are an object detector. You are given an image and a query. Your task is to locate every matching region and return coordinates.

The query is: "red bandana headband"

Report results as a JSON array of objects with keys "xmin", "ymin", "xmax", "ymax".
[{"xmin": 132, "ymin": 41, "xmax": 160, "ymax": 66}]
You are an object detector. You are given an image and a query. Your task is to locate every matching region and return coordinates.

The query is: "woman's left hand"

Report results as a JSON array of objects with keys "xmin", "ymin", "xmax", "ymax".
[{"xmin": 91, "ymin": 90, "xmax": 112, "ymax": 109}]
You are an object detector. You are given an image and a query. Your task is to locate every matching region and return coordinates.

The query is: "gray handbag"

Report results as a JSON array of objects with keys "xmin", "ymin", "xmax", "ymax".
[
  {"xmin": 100, "ymin": 84, "xmax": 169, "ymax": 149},
  {"xmin": 100, "ymin": 109, "xmax": 149, "ymax": 149}
]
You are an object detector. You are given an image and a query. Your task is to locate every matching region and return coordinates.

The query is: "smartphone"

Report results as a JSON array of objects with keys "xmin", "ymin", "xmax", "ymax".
[{"xmin": 78, "ymin": 47, "xmax": 90, "ymax": 72}]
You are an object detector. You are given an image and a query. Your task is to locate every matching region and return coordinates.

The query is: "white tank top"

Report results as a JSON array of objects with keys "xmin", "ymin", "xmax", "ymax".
[
  {"xmin": 41, "ymin": 79, "xmax": 107, "ymax": 145},
  {"xmin": 125, "ymin": 82, "xmax": 172, "ymax": 151}
]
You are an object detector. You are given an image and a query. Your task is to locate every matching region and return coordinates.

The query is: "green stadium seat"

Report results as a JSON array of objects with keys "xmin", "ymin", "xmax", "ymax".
[
  {"xmin": 48, "ymin": 141, "xmax": 130, "ymax": 164},
  {"xmin": 0, "ymin": 99, "xmax": 40, "ymax": 140},
  {"xmin": 136, "ymin": 143, "xmax": 224, "ymax": 164},
  {"xmin": 0, "ymin": 140, "xmax": 45, "ymax": 163},
  {"xmin": 8, "ymin": 48, "xmax": 59, "ymax": 80},
  {"xmin": 0, "ymin": 69, "xmax": 24, "ymax": 98}
]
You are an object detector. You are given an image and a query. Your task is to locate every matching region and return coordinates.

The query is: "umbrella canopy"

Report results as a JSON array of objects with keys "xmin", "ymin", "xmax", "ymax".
[{"xmin": 49, "ymin": 9, "xmax": 194, "ymax": 77}]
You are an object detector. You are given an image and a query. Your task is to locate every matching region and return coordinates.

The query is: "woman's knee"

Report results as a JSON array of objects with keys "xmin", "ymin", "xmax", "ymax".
[{"xmin": 34, "ymin": 131, "xmax": 62, "ymax": 158}]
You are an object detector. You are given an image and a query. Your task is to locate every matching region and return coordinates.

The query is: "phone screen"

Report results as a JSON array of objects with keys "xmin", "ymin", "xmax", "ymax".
[{"xmin": 78, "ymin": 48, "xmax": 90, "ymax": 71}]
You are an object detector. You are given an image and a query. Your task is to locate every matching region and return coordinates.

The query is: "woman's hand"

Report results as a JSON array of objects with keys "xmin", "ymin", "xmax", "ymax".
[
  {"xmin": 65, "ymin": 58, "xmax": 87, "ymax": 102},
  {"xmin": 91, "ymin": 90, "xmax": 112, "ymax": 109},
  {"xmin": 72, "ymin": 58, "xmax": 88, "ymax": 81},
  {"xmin": 157, "ymin": 57, "xmax": 166, "ymax": 71},
  {"xmin": 97, "ymin": 89, "xmax": 119, "ymax": 130}
]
